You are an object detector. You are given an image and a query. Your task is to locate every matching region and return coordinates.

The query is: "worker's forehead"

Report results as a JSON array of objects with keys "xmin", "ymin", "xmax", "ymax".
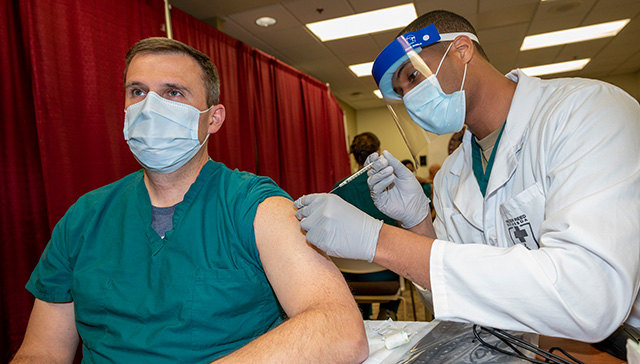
[{"xmin": 372, "ymin": 24, "xmax": 442, "ymax": 99}]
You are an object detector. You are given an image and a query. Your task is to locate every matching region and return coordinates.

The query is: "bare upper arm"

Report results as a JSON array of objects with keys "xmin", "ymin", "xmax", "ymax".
[
  {"xmin": 253, "ymin": 196, "xmax": 356, "ymax": 317},
  {"xmin": 12, "ymin": 299, "xmax": 79, "ymax": 364}
]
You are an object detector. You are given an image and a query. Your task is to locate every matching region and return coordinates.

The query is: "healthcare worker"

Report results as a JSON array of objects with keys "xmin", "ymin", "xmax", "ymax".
[{"xmin": 294, "ymin": 10, "xmax": 640, "ymax": 342}]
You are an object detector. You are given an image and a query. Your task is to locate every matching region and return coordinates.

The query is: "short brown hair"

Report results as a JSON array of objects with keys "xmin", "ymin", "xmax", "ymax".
[
  {"xmin": 350, "ymin": 132, "xmax": 380, "ymax": 166},
  {"xmin": 399, "ymin": 10, "xmax": 489, "ymax": 61},
  {"xmin": 124, "ymin": 37, "xmax": 220, "ymax": 106}
]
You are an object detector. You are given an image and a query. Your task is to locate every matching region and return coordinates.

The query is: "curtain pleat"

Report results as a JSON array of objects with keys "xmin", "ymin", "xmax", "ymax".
[{"xmin": 1, "ymin": 1, "xmax": 50, "ymax": 360}]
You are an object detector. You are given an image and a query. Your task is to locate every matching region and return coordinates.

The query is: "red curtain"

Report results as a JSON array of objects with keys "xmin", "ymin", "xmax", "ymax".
[
  {"xmin": 171, "ymin": 10, "xmax": 260, "ymax": 174},
  {"xmin": 1, "ymin": 0, "xmax": 349, "ymax": 360},
  {"xmin": 1, "ymin": 0, "xmax": 166, "ymax": 359},
  {"xmin": 1, "ymin": 1, "xmax": 51, "ymax": 360},
  {"xmin": 171, "ymin": 8, "xmax": 350, "ymax": 196}
]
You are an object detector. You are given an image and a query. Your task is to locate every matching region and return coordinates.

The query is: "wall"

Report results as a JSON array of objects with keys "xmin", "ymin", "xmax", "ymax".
[
  {"xmin": 355, "ymin": 107, "xmax": 454, "ymax": 180},
  {"xmin": 337, "ymin": 99, "xmax": 359, "ymax": 173}
]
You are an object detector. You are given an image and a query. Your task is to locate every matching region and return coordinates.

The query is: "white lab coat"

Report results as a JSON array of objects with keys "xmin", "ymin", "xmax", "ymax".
[{"xmin": 420, "ymin": 69, "xmax": 640, "ymax": 342}]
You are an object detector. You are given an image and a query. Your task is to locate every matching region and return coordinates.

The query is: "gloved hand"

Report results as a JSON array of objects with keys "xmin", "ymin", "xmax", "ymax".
[
  {"xmin": 293, "ymin": 193, "xmax": 383, "ymax": 262},
  {"xmin": 366, "ymin": 150, "xmax": 430, "ymax": 228}
]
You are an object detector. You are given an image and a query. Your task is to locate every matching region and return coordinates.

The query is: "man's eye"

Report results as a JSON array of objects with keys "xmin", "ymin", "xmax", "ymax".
[
  {"xmin": 408, "ymin": 70, "xmax": 419, "ymax": 82},
  {"xmin": 168, "ymin": 90, "xmax": 182, "ymax": 97},
  {"xmin": 132, "ymin": 89, "xmax": 146, "ymax": 97}
]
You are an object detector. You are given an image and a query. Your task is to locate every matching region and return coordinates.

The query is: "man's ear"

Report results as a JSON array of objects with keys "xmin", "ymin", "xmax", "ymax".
[
  {"xmin": 208, "ymin": 104, "xmax": 226, "ymax": 134},
  {"xmin": 452, "ymin": 35, "xmax": 474, "ymax": 64}
]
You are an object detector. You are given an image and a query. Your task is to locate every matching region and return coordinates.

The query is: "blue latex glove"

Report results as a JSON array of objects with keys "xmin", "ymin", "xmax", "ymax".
[
  {"xmin": 366, "ymin": 150, "xmax": 430, "ymax": 228},
  {"xmin": 293, "ymin": 194, "xmax": 383, "ymax": 262}
]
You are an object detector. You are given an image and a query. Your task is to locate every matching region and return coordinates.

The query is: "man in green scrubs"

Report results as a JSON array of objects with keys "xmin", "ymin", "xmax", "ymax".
[{"xmin": 11, "ymin": 38, "xmax": 368, "ymax": 364}]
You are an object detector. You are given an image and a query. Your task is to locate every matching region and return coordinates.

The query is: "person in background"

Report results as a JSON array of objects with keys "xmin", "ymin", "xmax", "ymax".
[
  {"xmin": 426, "ymin": 163, "xmax": 441, "ymax": 186},
  {"xmin": 10, "ymin": 37, "xmax": 368, "ymax": 364},
  {"xmin": 294, "ymin": 10, "xmax": 640, "ymax": 343},
  {"xmin": 333, "ymin": 132, "xmax": 402, "ymax": 321}
]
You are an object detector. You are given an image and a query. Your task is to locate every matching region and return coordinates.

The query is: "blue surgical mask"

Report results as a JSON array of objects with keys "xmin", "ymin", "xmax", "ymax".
[
  {"xmin": 403, "ymin": 42, "xmax": 467, "ymax": 135},
  {"xmin": 123, "ymin": 92, "xmax": 212, "ymax": 174}
]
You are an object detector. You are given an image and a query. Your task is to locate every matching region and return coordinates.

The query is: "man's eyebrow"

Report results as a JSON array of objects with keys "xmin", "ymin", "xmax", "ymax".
[
  {"xmin": 394, "ymin": 61, "xmax": 410, "ymax": 82},
  {"xmin": 124, "ymin": 81, "xmax": 145, "ymax": 88}
]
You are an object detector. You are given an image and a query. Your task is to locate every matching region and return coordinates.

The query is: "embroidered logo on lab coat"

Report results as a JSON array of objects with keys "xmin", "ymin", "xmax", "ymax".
[{"xmin": 505, "ymin": 214, "xmax": 539, "ymax": 250}]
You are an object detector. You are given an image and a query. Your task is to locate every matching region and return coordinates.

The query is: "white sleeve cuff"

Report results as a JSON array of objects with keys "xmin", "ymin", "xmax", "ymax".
[{"xmin": 429, "ymin": 239, "xmax": 450, "ymax": 319}]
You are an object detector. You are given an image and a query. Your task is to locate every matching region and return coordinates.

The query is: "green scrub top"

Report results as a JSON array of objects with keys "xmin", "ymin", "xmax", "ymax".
[
  {"xmin": 27, "ymin": 161, "xmax": 290, "ymax": 363},
  {"xmin": 333, "ymin": 172, "xmax": 396, "ymax": 226}
]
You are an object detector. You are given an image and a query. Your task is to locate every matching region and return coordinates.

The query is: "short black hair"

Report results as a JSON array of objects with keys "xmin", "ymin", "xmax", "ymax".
[
  {"xmin": 398, "ymin": 10, "xmax": 489, "ymax": 61},
  {"xmin": 350, "ymin": 132, "xmax": 380, "ymax": 166}
]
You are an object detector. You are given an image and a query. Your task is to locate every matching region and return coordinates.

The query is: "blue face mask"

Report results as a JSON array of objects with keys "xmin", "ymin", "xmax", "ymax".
[
  {"xmin": 123, "ymin": 92, "xmax": 212, "ymax": 174},
  {"xmin": 402, "ymin": 42, "xmax": 467, "ymax": 135}
]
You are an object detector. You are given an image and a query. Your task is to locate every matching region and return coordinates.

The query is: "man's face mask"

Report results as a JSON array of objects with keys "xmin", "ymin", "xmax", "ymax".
[
  {"xmin": 372, "ymin": 24, "xmax": 479, "ymax": 165},
  {"xmin": 123, "ymin": 92, "xmax": 212, "ymax": 174},
  {"xmin": 402, "ymin": 41, "xmax": 468, "ymax": 135}
]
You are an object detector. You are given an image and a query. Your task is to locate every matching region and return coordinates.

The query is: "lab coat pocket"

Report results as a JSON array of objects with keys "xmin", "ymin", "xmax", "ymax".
[
  {"xmin": 448, "ymin": 211, "xmax": 484, "ymax": 243},
  {"xmin": 190, "ymin": 267, "xmax": 281, "ymax": 351},
  {"xmin": 499, "ymin": 183, "xmax": 545, "ymax": 250}
]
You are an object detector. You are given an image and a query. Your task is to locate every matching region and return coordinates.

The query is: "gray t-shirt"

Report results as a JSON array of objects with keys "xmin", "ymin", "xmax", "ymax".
[{"xmin": 151, "ymin": 204, "xmax": 177, "ymax": 238}]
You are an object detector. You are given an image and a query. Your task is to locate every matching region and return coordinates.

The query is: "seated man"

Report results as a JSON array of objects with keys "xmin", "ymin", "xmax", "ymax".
[{"xmin": 10, "ymin": 37, "xmax": 368, "ymax": 364}]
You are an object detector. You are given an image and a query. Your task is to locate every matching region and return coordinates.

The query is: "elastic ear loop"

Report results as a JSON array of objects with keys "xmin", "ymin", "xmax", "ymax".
[{"xmin": 435, "ymin": 40, "xmax": 468, "ymax": 92}]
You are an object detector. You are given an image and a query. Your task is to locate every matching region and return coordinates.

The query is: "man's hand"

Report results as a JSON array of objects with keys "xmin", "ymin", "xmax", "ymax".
[
  {"xmin": 366, "ymin": 150, "xmax": 430, "ymax": 228},
  {"xmin": 294, "ymin": 194, "xmax": 383, "ymax": 262}
]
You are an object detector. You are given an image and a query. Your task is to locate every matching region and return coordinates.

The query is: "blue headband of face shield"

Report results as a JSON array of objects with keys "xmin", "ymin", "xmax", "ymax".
[{"xmin": 372, "ymin": 24, "xmax": 480, "ymax": 100}]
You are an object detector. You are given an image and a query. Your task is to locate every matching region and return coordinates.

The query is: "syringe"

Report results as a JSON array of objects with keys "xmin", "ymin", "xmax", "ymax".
[{"xmin": 329, "ymin": 161, "xmax": 375, "ymax": 194}]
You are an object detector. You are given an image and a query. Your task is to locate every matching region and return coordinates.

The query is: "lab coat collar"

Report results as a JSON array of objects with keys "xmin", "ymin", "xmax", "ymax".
[
  {"xmin": 450, "ymin": 130, "xmax": 485, "ymax": 230},
  {"xmin": 449, "ymin": 70, "xmax": 541, "ymax": 229},
  {"xmin": 484, "ymin": 69, "xmax": 541, "ymax": 197}
]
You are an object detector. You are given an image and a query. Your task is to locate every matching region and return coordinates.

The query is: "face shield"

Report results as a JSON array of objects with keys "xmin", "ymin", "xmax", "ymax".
[{"xmin": 372, "ymin": 24, "xmax": 479, "ymax": 167}]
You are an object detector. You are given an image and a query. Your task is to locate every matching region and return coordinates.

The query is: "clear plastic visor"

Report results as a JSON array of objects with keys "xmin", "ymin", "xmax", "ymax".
[
  {"xmin": 380, "ymin": 35, "xmax": 438, "ymax": 167},
  {"xmin": 373, "ymin": 29, "xmax": 478, "ymax": 167}
]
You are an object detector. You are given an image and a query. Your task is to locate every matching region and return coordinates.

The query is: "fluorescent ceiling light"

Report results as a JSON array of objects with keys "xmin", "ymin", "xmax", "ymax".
[
  {"xmin": 373, "ymin": 90, "xmax": 383, "ymax": 99},
  {"xmin": 306, "ymin": 3, "xmax": 417, "ymax": 42},
  {"xmin": 521, "ymin": 19, "xmax": 630, "ymax": 50},
  {"xmin": 519, "ymin": 59, "xmax": 590, "ymax": 76},
  {"xmin": 349, "ymin": 62, "xmax": 374, "ymax": 77}
]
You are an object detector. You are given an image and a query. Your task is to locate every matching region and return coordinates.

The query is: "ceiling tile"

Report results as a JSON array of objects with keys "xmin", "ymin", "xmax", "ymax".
[
  {"xmin": 171, "ymin": 0, "xmax": 640, "ymax": 109},
  {"xmin": 555, "ymin": 38, "xmax": 609, "ymax": 63},
  {"xmin": 253, "ymin": 25, "xmax": 318, "ymax": 49},
  {"xmin": 370, "ymin": 29, "xmax": 403, "ymax": 49},
  {"xmin": 479, "ymin": 0, "xmax": 538, "ymax": 13},
  {"xmin": 223, "ymin": 19, "xmax": 291, "ymax": 61},
  {"xmin": 324, "ymin": 35, "xmax": 383, "ymax": 63},
  {"xmin": 170, "ymin": 0, "xmax": 226, "ymax": 20},
  {"xmin": 583, "ymin": 2, "xmax": 640, "ymax": 24},
  {"xmin": 226, "ymin": 3, "xmax": 300, "ymax": 32},
  {"xmin": 414, "ymin": 0, "xmax": 479, "ymax": 25},
  {"xmin": 515, "ymin": 47, "xmax": 563, "ymax": 68},
  {"xmin": 614, "ymin": 50, "xmax": 640, "ymax": 74},
  {"xmin": 477, "ymin": 23, "xmax": 528, "ymax": 45},
  {"xmin": 349, "ymin": 0, "xmax": 411, "ymax": 13},
  {"xmin": 528, "ymin": 0, "xmax": 597, "ymax": 34},
  {"xmin": 282, "ymin": 0, "xmax": 354, "ymax": 24},
  {"xmin": 476, "ymin": 2, "xmax": 537, "ymax": 30}
]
